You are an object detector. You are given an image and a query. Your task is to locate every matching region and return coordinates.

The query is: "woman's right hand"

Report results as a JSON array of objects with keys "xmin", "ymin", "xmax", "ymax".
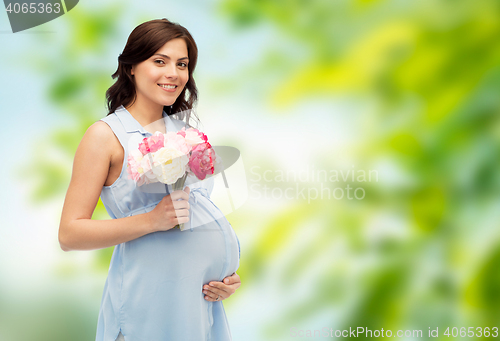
[{"xmin": 147, "ymin": 186, "xmax": 191, "ymax": 232}]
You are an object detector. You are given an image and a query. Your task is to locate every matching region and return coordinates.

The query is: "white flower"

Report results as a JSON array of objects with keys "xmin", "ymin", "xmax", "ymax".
[
  {"xmin": 152, "ymin": 146, "xmax": 189, "ymax": 184},
  {"xmin": 184, "ymin": 130, "xmax": 204, "ymax": 147}
]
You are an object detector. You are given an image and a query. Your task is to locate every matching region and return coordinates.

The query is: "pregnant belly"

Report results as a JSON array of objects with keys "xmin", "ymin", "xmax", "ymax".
[
  {"xmin": 122, "ymin": 215, "xmax": 239, "ymax": 294},
  {"xmin": 153, "ymin": 221, "xmax": 228, "ymax": 280}
]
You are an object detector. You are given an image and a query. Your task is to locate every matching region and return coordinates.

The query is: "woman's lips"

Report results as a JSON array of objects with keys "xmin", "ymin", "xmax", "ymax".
[{"xmin": 158, "ymin": 84, "xmax": 177, "ymax": 92}]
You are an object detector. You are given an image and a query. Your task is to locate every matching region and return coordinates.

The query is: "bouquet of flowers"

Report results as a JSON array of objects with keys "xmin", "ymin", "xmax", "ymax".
[{"xmin": 126, "ymin": 127, "xmax": 221, "ymax": 230}]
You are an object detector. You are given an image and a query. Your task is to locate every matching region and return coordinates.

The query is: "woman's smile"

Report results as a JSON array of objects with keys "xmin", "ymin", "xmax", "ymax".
[{"xmin": 158, "ymin": 83, "xmax": 178, "ymax": 92}]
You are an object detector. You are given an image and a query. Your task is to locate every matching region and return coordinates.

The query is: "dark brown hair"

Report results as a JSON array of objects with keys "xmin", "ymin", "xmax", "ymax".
[{"xmin": 105, "ymin": 18, "xmax": 199, "ymax": 127}]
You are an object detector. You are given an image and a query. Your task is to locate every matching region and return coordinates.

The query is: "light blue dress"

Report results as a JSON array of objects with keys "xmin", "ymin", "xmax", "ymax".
[{"xmin": 95, "ymin": 105, "xmax": 241, "ymax": 341}]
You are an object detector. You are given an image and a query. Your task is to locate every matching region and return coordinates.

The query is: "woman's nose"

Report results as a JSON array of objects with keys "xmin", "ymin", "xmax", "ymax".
[{"xmin": 164, "ymin": 63, "xmax": 179, "ymax": 79}]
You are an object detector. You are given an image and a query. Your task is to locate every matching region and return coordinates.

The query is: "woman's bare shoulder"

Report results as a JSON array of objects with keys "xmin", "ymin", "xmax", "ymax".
[
  {"xmin": 83, "ymin": 120, "xmax": 121, "ymax": 147},
  {"xmin": 87, "ymin": 120, "xmax": 114, "ymax": 139},
  {"xmin": 76, "ymin": 120, "xmax": 119, "ymax": 159}
]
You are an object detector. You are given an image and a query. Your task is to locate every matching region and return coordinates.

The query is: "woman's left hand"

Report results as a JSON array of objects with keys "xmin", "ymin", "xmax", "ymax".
[{"xmin": 202, "ymin": 272, "xmax": 241, "ymax": 302}]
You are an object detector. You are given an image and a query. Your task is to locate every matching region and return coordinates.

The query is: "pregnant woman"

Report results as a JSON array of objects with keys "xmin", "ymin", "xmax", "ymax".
[{"xmin": 58, "ymin": 18, "xmax": 241, "ymax": 341}]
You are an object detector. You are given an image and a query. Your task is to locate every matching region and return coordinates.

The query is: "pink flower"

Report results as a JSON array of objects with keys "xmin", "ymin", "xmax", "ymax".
[
  {"xmin": 198, "ymin": 131, "xmax": 208, "ymax": 143},
  {"xmin": 188, "ymin": 142, "xmax": 216, "ymax": 180},
  {"xmin": 138, "ymin": 132, "xmax": 164, "ymax": 155},
  {"xmin": 164, "ymin": 131, "xmax": 191, "ymax": 155},
  {"xmin": 127, "ymin": 150, "xmax": 156, "ymax": 186},
  {"xmin": 178, "ymin": 127, "xmax": 207, "ymax": 147},
  {"xmin": 127, "ymin": 151, "xmax": 148, "ymax": 186}
]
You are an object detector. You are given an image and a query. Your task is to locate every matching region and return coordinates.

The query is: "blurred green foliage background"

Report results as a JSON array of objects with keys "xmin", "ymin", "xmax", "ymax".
[{"xmin": 1, "ymin": 0, "xmax": 499, "ymax": 340}]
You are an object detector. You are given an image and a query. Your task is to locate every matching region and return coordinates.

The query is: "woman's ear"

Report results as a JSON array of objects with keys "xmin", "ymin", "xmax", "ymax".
[{"xmin": 130, "ymin": 65, "xmax": 134, "ymax": 76}]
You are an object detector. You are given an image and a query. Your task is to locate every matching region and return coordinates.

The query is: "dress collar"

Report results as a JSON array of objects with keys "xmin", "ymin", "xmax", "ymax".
[{"xmin": 115, "ymin": 104, "xmax": 170, "ymax": 136}]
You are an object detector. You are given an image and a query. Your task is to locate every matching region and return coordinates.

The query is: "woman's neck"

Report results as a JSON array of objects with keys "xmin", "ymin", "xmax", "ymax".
[{"xmin": 125, "ymin": 97, "xmax": 165, "ymax": 127}]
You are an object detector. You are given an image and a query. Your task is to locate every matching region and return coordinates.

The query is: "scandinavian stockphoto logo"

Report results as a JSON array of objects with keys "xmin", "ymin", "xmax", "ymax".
[{"xmin": 3, "ymin": 0, "xmax": 79, "ymax": 33}]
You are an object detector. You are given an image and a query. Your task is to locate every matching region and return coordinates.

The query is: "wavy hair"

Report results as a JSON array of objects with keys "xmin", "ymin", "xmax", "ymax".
[{"xmin": 105, "ymin": 18, "xmax": 200, "ymax": 128}]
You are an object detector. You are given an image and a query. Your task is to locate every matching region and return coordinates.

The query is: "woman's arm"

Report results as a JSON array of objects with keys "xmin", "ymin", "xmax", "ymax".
[{"xmin": 58, "ymin": 121, "xmax": 190, "ymax": 252}]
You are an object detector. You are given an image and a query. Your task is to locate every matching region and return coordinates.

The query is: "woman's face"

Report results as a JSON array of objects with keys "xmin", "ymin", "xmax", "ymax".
[{"xmin": 131, "ymin": 38, "xmax": 189, "ymax": 108}]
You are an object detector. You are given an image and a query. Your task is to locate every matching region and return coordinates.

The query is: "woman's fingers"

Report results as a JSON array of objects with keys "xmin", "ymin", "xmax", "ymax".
[
  {"xmin": 203, "ymin": 290, "xmax": 219, "ymax": 301},
  {"xmin": 169, "ymin": 188, "xmax": 190, "ymax": 201},
  {"xmin": 170, "ymin": 187, "xmax": 191, "ymax": 220},
  {"xmin": 204, "ymin": 294, "xmax": 216, "ymax": 302},
  {"xmin": 148, "ymin": 187, "xmax": 192, "ymax": 232},
  {"xmin": 172, "ymin": 199, "xmax": 190, "ymax": 210},
  {"xmin": 223, "ymin": 272, "xmax": 240, "ymax": 286},
  {"xmin": 203, "ymin": 285, "xmax": 226, "ymax": 301},
  {"xmin": 174, "ymin": 209, "xmax": 190, "ymax": 218},
  {"xmin": 203, "ymin": 281, "xmax": 235, "ymax": 299},
  {"xmin": 176, "ymin": 216, "xmax": 190, "ymax": 224}
]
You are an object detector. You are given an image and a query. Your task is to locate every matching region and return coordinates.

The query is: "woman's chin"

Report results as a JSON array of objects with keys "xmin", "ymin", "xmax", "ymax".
[{"xmin": 161, "ymin": 100, "xmax": 177, "ymax": 106}]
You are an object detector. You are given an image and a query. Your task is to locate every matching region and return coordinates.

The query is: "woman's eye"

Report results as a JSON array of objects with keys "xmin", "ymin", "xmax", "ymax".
[{"xmin": 154, "ymin": 60, "xmax": 186, "ymax": 68}]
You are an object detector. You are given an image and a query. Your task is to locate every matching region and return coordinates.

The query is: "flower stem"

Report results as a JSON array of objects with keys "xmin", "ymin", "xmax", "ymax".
[{"xmin": 171, "ymin": 173, "xmax": 188, "ymax": 230}]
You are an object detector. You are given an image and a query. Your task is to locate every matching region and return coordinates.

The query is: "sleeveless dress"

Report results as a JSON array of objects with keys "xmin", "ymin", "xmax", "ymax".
[{"xmin": 95, "ymin": 105, "xmax": 241, "ymax": 341}]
